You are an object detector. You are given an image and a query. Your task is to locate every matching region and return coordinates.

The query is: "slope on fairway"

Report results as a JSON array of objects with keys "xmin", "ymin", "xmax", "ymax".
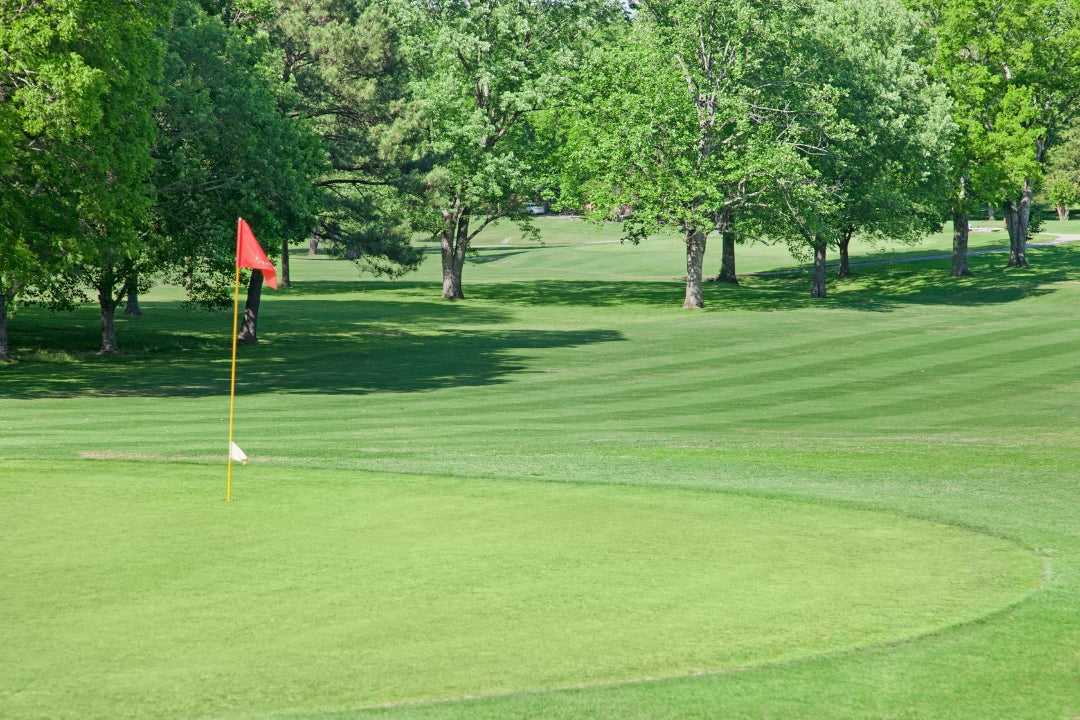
[{"xmin": 1, "ymin": 460, "xmax": 1039, "ymax": 720}]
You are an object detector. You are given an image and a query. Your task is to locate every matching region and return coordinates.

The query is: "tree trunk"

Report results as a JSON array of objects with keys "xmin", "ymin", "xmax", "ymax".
[
  {"xmin": 441, "ymin": 209, "xmax": 468, "ymax": 300},
  {"xmin": 440, "ymin": 230, "xmax": 460, "ymax": 299},
  {"xmin": 811, "ymin": 241, "xmax": 827, "ymax": 298},
  {"xmin": 952, "ymin": 208, "xmax": 970, "ymax": 276},
  {"xmin": 1007, "ymin": 180, "xmax": 1033, "ymax": 268},
  {"xmin": 1004, "ymin": 201, "xmax": 1018, "ymax": 251},
  {"xmin": 280, "ymin": 238, "xmax": 292, "ymax": 288},
  {"xmin": 1057, "ymin": 204, "xmax": 1069, "ymax": 222},
  {"xmin": 237, "ymin": 271, "xmax": 263, "ymax": 344},
  {"xmin": 836, "ymin": 227, "xmax": 853, "ymax": 277},
  {"xmin": 98, "ymin": 288, "xmax": 120, "ymax": 355},
  {"xmin": 0, "ymin": 285, "xmax": 9, "ymax": 361},
  {"xmin": 683, "ymin": 224, "xmax": 706, "ymax": 309},
  {"xmin": 124, "ymin": 272, "xmax": 142, "ymax": 315},
  {"xmin": 987, "ymin": 205, "xmax": 995, "ymax": 221},
  {"xmin": 716, "ymin": 212, "xmax": 738, "ymax": 284},
  {"xmin": 308, "ymin": 234, "xmax": 319, "ymax": 256}
]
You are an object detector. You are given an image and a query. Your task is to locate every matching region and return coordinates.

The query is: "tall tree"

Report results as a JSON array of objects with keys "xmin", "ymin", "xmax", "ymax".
[
  {"xmin": 0, "ymin": 0, "xmax": 118, "ymax": 359},
  {"xmin": 563, "ymin": 0, "xmax": 815, "ymax": 308},
  {"xmin": 271, "ymin": 0, "xmax": 423, "ymax": 282},
  {"xmin": 776, "ymin": 0, "xmax": 953, "ymax": 298},
  {"xmin": 919, "ymin": 0, "xmax": 1080, "ymax": 268},
  {"xmin": 906, "ymin": 0, "xmax": 1010, "ymax": 276},
  {"xmin": 398, "ymin": 0, "xmax": 617, "ymax": 300},
  {"xmin": 150, "ymin": 0, "xmax": 323, "ymax": 345},
  {"xmin": 13, "ymin": 0, "xmax": 174, "ymax": 355}
]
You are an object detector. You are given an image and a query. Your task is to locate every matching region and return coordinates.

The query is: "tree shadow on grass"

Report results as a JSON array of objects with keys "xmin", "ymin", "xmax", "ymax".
[
  {"xmin": 459, "ymin": 246, "xmax": 1076, "ymax": 312},
  {"xmin": 458, "ymin": 270, "xmax": 1062, "ymax": 314},
  {"xmin": 447, "ymin": 244, "xmax": 1073, "ymax": 311},
  {"xmin": 817, "ymin": 249, "xmax": 1076, "ymax": 311},
  {"xmin": 280, "ymin": 280, "xmax": 380, "ymax": 297},
  {"xmin": 2, "ymin": 300, "xmax": 624, "ymax": 399},
  {"xmin": 4, "ymin": 246, "xmax": 1075, "ymax": 399},
  {"xmin": 286, "ymin": 244, "xmax": 1078, "ymax": 312}
]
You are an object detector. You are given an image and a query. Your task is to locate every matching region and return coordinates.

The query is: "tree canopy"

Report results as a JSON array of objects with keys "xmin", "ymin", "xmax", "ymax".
[
  {"xmin": 8, "ymin": 0, "xmax": 1080, "ymax": 357},
  {"xmin": 152, "ymin": 0, "xmax": 324, "ymax": 311},
  {"xmin": 777, "ymin": 0, "xmax": 953, "ymax": 296},
  {"xmin": 397, "ymin": 0, "xmax": 621, "ymax": 300}
]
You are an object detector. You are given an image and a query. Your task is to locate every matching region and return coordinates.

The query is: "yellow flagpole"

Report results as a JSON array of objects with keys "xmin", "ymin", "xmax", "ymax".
[{"xmin": 227, "ymin": 219, "xmax": 243, "ymax": 502}]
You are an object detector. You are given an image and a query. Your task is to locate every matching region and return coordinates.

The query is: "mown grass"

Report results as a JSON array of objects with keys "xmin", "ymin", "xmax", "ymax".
[
  {"xmin": 2, "ymin": 219, "xmax": 1080, "ymax": 719},
  {"xmin": 2, "ymin": 463, "xmax": 1037, "ymax": 719}
]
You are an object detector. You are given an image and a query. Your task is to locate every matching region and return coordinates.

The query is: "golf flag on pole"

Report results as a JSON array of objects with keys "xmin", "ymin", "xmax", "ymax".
[
  {"xmin": 237, "ymin": 218, "xmax": 278, "ymax": 289},
  {"xmin": 227, "ymin": 218, "xmax": 277, "ymax": 501}
]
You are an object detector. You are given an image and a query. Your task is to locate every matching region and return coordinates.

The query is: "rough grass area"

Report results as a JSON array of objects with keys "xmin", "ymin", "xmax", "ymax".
[{"xmin": 2, "ymin": 219, "xmax": 1080, "ymax": 719}]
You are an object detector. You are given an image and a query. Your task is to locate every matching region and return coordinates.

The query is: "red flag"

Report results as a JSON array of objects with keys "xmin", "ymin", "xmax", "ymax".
[{"xmin": 236, "ymin": 218, "xmax": 278, "ymax": 289}]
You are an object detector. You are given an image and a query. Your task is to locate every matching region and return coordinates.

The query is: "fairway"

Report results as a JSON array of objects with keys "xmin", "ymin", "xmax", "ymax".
[{"xmin": 3, "ymin": 219, "xmax": 1080, "ymax": 719}]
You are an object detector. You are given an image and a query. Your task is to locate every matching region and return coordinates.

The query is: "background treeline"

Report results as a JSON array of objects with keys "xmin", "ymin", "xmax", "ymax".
[{"xmin": 3, "ymin": 0, "xmax": 1080, "ymax": 358}]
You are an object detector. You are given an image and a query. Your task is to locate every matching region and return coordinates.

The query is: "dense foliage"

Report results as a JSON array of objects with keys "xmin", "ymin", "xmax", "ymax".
[{"xmin": 3, "ymin": 0, "xmax": 1080, "ymax": 357}]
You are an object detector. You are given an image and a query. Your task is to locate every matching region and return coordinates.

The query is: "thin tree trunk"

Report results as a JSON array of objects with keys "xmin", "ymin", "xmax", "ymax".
[
  {"xmin": 1058, "ymin": 204, "xmax": 1069, "ymax": 222},
  {"xmin": 98, "ymin": 288, "xmax": 120, "ymax": 355},
  {"xmin": 1017, "ymin": 178, "xmax": 1033, "ymax": 261},
  {"xmin": 441, "ymin": 209, "xmax": 468, "ymax": 300},
  {"xmin": 454, "ymin": 213, "xmax": 468, "ymax": 290},
  {"xmin": 237, "ymin": 271, "xmax": 263, "ymax": 344},
  {"xmin": 987, "ymin": 205, "xmax": 995, "ymax": 221},
  {"xmin": 440, "ymin": 229, "xmax": 457, "ymax": 299},
  {"xmin": 1008, "ymin": 180, "xmax": 1033, "ymax": 268},
  {"xmin": 952, "ymin": 209, "xmax": 970, "ymax": 276},
  {"xmin": 1004, "ymin": 202, "xmax": 1019, "ymax": 263},
  {"xmin": 124, "ymin": 272, "xmax": 142, "ymax": 315},
  {"xmin": 811, "ymin": 241, "xmax": 827, "ymax": 298},
  {"xmin": 308, "ymin": 234, "xmax": 319, "ymax": 256},
  {"xmin": 683, "ymin": 224, "xmax": 706, "ymax": 309},
  {"xmin": 836, "ymin": 227, "xmax": 854, "ymax": 277},
  {"xmin": 0, "ymin": 285, "xmax": 9, "ymax": 361},
  {"xmin": 280, "ymin": 238, "xmax": 292, "ymax": 288},
  {"xmin": 716, "ymin": 212, "xmax": 738, "ymax": 284},
  {"xmin": 1016, "ymin": 140, "xmax": 1047, "ymax": 264}
]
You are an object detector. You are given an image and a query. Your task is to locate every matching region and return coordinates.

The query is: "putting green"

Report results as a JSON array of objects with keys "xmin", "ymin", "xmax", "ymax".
[{"xmin": 2, "ymin": 462, "xmax": 1039, "ymax": 719}]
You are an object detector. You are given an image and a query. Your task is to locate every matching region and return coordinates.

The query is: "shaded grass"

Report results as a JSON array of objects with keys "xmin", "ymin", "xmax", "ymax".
[{"xmin": 2, "ymin": 245, "xmax": 1077, "ymax": 400}]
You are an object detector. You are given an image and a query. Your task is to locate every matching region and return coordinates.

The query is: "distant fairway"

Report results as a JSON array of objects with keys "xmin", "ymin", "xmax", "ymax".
[{"xmin": 2, "ymin": 219, "xmax": 1080, "ymax": 719}]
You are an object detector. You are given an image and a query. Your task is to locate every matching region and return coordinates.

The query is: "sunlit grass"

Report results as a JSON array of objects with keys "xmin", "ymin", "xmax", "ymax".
[{"xmin": 1, "ymin": 462, "xmax": 1038, "ymax": 720}]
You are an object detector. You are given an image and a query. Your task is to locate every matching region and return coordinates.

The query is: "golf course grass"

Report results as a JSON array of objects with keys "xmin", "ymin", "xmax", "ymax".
[
  {"xmin": 2, "ymin": 218, "xmax": 1080, "ymax": 719},
  {"xmin": 3, "ymin": 463, "xmax": 1038, "ymax": 719}
]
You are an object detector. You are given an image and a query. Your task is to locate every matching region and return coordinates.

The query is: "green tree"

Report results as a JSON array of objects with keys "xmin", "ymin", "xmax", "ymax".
[
  {"xmin": 1044, "ymin": 123, "xmax": 1080, "ymax": 221},
  {"xmin": 9, "ymin": 0, "xmax": 174, "ymax": 355},
  {"xmin": 0, "ymin": 0, "xmax": 114, "ymax": 359},
  {"xmin": 151, "ymin": 0, "xmax": 324, "ymax": 344},
  {"xmin": 398, "ymin": 0, "xmax": 617, "ymax": 300},
  {"xmin": 270, "ymin": 0, "xmax": 423, "ymax": 283},
  {"xmin": 906, "ymin": 0, "xmax": 1011, "ymax": 276},
  {"xmin": 562, "ymin": 0, "xmax": 815, "ymax": 308},
  {"xmin": 777, "ymin": 0, "xmax": 952, "ymax": 298},
  {"xmin": 921, "ymin": 0, "xmax": 1080, "ymax": 269}
]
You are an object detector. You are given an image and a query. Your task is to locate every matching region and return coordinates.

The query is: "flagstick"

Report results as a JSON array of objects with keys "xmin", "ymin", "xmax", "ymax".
[{"xmin": 227, "ymin": 220, "xmax": 243, "ymax": 502}]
